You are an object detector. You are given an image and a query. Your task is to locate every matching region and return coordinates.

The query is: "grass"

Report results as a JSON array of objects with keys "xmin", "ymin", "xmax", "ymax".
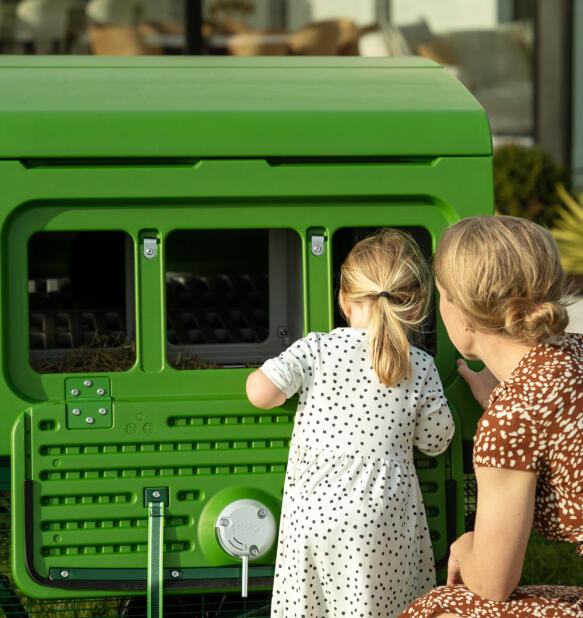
[{"xmin": 520, "ymin": 530, "xmax": 583, "ymax": 587}]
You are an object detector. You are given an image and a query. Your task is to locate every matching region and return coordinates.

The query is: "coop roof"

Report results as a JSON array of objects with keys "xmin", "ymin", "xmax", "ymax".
[{"xmin": 0, "ymin": 56, "xmax": 491, "ymax": 158}]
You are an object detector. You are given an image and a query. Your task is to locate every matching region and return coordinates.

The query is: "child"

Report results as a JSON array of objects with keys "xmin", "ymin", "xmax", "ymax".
[{"xmin": 246, "ymin": 228, "xmax": 455, "ymax": 618}]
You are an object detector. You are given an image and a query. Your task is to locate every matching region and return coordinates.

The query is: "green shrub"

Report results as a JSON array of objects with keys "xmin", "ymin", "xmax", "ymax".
[
  {"xmin": 552, "ymin": 184, "xmax": 583, "ymax": 275},
  {"xmin": 493, "ymin": 144, "xmax": 568, "ymax": 227}
]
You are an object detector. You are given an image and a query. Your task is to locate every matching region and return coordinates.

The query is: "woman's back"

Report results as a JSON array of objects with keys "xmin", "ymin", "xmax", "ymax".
[{"xmin": 474, "ymin": 332, "xmax": 583, "ymax": 551}]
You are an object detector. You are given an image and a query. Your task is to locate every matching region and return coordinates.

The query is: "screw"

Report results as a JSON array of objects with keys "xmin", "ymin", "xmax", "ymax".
[
  {"xmin": 145, "ymin": 248, "xmax": 154, "ymax": 257},
  {"xmin": 72, "ymin": 408, "xmax": 81, "ymax": 416},
  {"xmin": 152, "ymin": 491, "xmax": 161, "ymax": 498},
  {"xmin": 85, "ymin": 417, "xmax": 95, "ymax": 424},
  {"xmin": 313, "ymin": 245, "xmax": 322, "ymax": 255},
  {"xmin": 257, "ymin": 508, "xmax": 267, "ymax": 519},
  {"xmin": 249, "ymin": 545, "xmax": 259, "ymax": 557},
  {"xmin": 71, "ymin": 389, "xmax": 80, "ymax": 396},
  {"xmin": 171, "ymin": 570, "xmax": 180, "ymax": 578},
  {"xmin": 83, "ymin": 379, "xmax": 92, "ymax": 387},
  {"xmin": 219, "ymin": 518, "xmax": 229, "ymax": 527},
  {"xmin": 60, "ymin": 570, "xmax": 70, "ymax": 578},
  {"xmin": 277, "ymin": 327, "xmax": 288, "ymax": 337},
  {"xmin": 96, "ymin": 388, "xmax": 105, "ymax": 395},
  {"xmin": 98, "ymin": 408, "xmax": 107, "ymax": 415}
]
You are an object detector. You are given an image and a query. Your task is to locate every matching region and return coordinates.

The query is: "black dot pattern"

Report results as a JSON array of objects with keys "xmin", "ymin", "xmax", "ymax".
[{"xmin": 261, "ymin": 327, "xmax": 455, "ymax": 617}]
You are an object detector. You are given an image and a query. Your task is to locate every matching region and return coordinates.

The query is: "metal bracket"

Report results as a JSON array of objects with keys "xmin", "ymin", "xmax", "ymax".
[
  {"xmin": 310, "ymin": 234, "xmax": 325, "ymax": 256},
  {"xmin": 65, "ymin": 377, "xmax": 112, "ymax": 429},
  {"xmin": 143, "ymin": 237, "xmax": 157, "ymax": 259}
]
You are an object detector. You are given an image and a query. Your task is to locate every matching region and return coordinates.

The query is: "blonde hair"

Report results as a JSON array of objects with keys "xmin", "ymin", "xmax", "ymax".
[
  {"xmin": 434, "ymin": 215, "xmax": 570, "ymax": 343},
  {"xmin": 340, "ymin": 229, "xmax": 432, "ymax": 387}
]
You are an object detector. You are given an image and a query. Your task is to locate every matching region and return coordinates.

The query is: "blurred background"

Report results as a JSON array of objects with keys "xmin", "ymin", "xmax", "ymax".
[
  {"xmin": 0, "ymin": 0, "xmax": 581, "ymax": 341},
  {"xmin": 4, "ymin": 0, "xmax": 581, "ymax": 323},
  {"xmin": 0, "ymin": 1, "xmax": 582, "ymax": 609},
  {"xmin": 0, "ymin": 0, "xmax": 580, "ymax": 184}
]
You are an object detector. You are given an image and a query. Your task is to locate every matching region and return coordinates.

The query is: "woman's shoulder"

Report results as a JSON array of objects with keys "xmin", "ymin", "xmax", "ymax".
[
  {"xmin": 494, "ymin": 332, "xmax": 583, "ymax": 393},
  {"xmin": 486, "ymin": 332, "xmax": 583, "ymax": 420},
  {"xmin": 475, "ymin": 333, "xmax": 583, "ymax": 472}
]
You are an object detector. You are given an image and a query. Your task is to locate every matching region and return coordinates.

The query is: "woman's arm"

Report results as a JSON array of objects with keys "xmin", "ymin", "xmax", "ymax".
[
  {"xmin": 449, "ymin": 466, "xmax": 536, "ymax": 601},
  {"xmin": 246, "ymin": 369, "xmax": 286, "ymax": 409}
]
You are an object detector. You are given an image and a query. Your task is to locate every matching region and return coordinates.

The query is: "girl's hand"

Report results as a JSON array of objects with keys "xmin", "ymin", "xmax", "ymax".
[{"xmin": 457, "ymin": 360, "xmax": 499, "ymax": 409}]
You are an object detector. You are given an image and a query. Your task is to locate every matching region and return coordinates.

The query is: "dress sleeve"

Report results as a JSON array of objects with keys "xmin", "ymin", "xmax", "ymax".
[
  {"xmin": 473, "ymin": 386, "xmax": 542, "ymax": 472},
  {"xmin": 413, "ymin": 359, "xmax": 455, "ymax": 456},
  {"xmin": 259, "ymin": 334, "xmax": 317, "ymax": 399}
]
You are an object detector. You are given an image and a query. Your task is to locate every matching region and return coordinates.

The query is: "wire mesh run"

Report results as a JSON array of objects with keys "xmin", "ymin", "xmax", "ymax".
[{"xmin": 464, "ymin": 473, "xmax": 477, "ymax": 531}]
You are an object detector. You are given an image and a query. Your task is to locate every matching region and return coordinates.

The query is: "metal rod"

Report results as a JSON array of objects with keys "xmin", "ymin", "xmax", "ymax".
[
  {"xmin": 147, "ymin": 500, "xmax": 164, "ymax": 618},
  {"xmin": 241, "ymin": 554, "xmax": 248, "ymax": 598}
]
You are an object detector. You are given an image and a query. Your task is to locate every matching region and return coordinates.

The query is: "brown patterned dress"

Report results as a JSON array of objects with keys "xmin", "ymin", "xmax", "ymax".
[{"xmin": 398, "ymin": 333, "xmax": 583, "ymax": 618}]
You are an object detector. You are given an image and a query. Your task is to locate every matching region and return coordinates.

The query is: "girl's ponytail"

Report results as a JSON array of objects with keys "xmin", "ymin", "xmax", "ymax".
[
  {"xmin": 340, "ymin": 229, "xmax": 432, "ymax": 387},
  {"xmin": 368, "ymin": 295, "xmax": 411, "ymax": 386}
]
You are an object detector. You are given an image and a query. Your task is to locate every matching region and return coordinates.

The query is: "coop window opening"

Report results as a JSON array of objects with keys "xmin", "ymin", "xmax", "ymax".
[
  {"xmin": 332, "ymin": 226, "xmax": 436, "ymax": 356},
  {"xmin": 28, "ymin": 231, "xmax": 136, "ymax": 373},
  {"xmin": 166, "ymin": 228, "xmax": 303, "ymax": 369}
]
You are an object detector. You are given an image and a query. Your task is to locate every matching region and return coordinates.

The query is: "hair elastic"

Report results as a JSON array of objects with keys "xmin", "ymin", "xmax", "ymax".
[{"xmin": 377, "ymin": 291, "xmax": 391, "ymax": 301}]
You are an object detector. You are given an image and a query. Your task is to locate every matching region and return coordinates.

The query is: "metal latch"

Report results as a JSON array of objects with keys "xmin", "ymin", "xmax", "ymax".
[
  {"xmin": 311, "ymin": 234, "xmax": 325, "ymax": 256},
  {"xmin": 144, "ymin": 237, "xmax": 157, "ymax": 259}
]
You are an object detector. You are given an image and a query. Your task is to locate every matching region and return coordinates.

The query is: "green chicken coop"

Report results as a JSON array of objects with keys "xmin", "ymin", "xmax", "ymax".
[{"xmin": 0, "ymin": 56, "xmax": 492, "ymax": 617}]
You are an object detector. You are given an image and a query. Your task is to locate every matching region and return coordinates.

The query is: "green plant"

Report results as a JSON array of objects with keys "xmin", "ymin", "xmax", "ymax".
[
  {"xmin": 551, "ymin": 184, "xmax": 583, "ymax": 275},
  {"xmin": 493, "ymin": 144, "xmax": 568, "ymax": 227}
]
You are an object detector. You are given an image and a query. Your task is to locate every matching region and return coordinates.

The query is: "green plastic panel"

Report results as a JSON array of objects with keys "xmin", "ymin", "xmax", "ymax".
[
  {"xmin": 0, "ymin": 58, "xmax": 493, "ymax": 602},
  {"xmin": 11, "ymin": 400, "xmax": 461, "ymax": 597},
  {"xmin": 0, "ymin": 57, "xmax": 491, "ymax": 158},
  {"xmin": 1, "ymin": 157, "xmax": 490, "ymax": 597}
]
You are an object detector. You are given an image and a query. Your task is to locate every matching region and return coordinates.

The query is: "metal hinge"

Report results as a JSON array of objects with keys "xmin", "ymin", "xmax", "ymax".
[{"xmin": 65, "ymin": 377, "xmax": 112, "ymax": 429}]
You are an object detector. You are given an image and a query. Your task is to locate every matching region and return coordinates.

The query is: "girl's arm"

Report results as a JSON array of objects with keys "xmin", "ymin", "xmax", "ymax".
[
  {"xmin": 449, "ymin": 466, "xmax": 536, "ymax": 601},
  {"xmin": 246, "ymin": 369, "xmax": 286, "ymax": 409},
  {"xmin": 413, "ymin": 359, "xmax": 455, "ymax": 455}
]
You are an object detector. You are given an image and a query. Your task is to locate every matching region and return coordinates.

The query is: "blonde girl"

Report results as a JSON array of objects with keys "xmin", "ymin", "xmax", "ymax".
[
  {"xmin": 399, "ymin": 215, "xmax": 583, "ymax": 618},
  {"xmin": 247, "ymin": 228, "xmax": 454, "ymax": 618}
]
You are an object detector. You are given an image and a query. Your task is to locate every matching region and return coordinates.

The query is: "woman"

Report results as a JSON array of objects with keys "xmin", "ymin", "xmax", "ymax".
[{"xmin": 399, "ymin": 215, "xmax": 583, "ymax": 617}]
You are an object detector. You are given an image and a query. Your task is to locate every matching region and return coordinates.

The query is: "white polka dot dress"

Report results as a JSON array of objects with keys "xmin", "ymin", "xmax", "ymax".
[{"xmin": 260, "ymin": 328, "xmax": 455, "ymax": 618}]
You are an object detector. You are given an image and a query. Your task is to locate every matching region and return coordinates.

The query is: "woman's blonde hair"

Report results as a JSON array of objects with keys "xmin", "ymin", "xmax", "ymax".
[
  {"xmin": 434, "ymin": 215, "xmax": 570, "ymax": 343},
  {"xmin": 340, "ymin": 228, "xmax": 432, "ymax": 387}
]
